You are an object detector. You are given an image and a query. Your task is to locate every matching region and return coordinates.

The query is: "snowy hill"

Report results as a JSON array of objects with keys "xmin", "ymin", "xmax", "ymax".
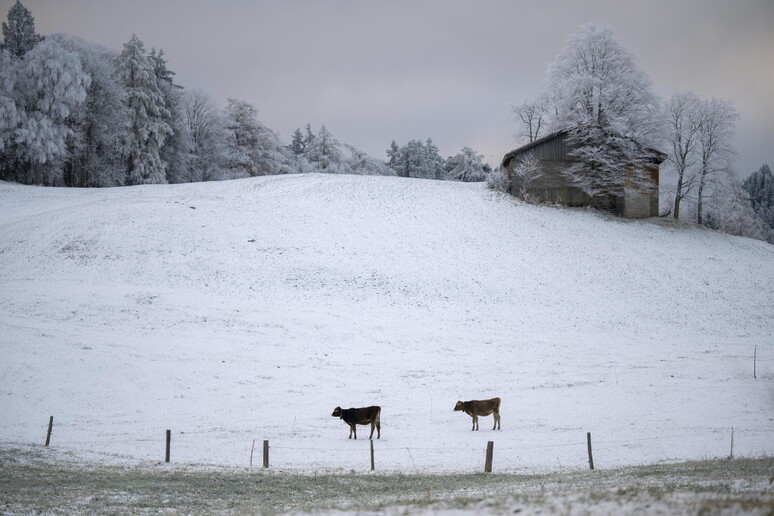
[{"xmin": 1, "ymin": 174, "xmax": 772, "ymax": 472}]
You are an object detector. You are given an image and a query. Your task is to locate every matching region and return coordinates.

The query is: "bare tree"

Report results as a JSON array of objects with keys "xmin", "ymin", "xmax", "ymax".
[
  {"xmin": 512, "ymin": 96, "xmax": 548, "ymax": 144},
  {"xmin": 665, "ymin": 92, "xmax": 701, "ymax": 220},
  {"xmin": 695, "ymin": 98, "xmax": 738, "ymax": 225}
]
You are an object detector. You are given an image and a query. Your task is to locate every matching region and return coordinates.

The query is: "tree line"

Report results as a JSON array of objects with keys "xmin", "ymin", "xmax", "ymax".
[{"xmin": 0, "ymin": 1, "xmax": 490, "ymax": 188}]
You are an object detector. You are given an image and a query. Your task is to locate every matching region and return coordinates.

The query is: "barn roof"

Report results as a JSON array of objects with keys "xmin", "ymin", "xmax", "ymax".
[
  {"xmin": 501, "ymin": 130, "xmax": 666, "ymax": 169},
  {"xmin": 501, "ymin": 131, "xmax": 567, "ymax": 168}
]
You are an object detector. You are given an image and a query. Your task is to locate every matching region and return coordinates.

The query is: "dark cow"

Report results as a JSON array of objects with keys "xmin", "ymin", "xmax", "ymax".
[
  {"xmin": 331, "ymin": 406, "xmax": 381, "ymax": 439},
  {"xmin": 454, "ymin": 397, "xmax": 501, "ymax": 431}
]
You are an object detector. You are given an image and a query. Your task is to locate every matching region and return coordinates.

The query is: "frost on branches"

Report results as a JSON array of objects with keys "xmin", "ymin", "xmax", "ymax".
[
  {"xmin": 1, "ymin": 0, "xmax": 43, "ymax": 59},
  {"xmin": 545, "ymin": 23, "xmax": 662, "ymax": 198},
  {"xmin": 303, "ymin": 124, "xmax": 343, "ymax": 172},
  {"xmin": 12, "ymin": 39, "xmax": 90, "ymax": 184},
  {"xmin": 445, "ymin": 147, "xmax": 488, "ymax": 182},
  {"xmin": 115, "ymin": 34, "xmax": 172, "ymax": 185}
]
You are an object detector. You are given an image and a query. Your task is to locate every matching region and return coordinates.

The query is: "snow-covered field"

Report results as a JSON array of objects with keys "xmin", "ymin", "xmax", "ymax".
[{"xmin": 1, "ymin": 174, "xmax": 772, "ymax": 473}]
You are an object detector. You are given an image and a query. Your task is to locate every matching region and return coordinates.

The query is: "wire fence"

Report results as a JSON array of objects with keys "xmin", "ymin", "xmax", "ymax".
[{"xmin": 3, "ymin": 418, "xmax": 772, "ymax": 473}]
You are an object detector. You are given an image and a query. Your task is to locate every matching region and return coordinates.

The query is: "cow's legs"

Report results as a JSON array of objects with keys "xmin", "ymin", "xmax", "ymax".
[
  {"xmin": 492, "ymin": 413, "xmax": 501, "ymax": 430},
  {"xmin": 349, "ymin": 424, "xmax": 357, "ymax": 439},
  {"xmin": 472, "ymin": 414, "xmax": 478, "ymax": 431}
]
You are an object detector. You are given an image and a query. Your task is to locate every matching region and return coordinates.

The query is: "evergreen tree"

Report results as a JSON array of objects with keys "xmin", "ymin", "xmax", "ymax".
[
  {"xmin": 289, "ymin": 127, "xmax": 305, "ymax": 155},
  {"xmin": 389, "ymin": 138, "xmax": 449, "ymax": 179},
  {"xmin": 1, "ymin": 0, "xmax": 43, "ymax": 59},
  {"xmin": 150, "ymin": 48, "xmax": 190, "ymax": 183},
  {"xmin": 303, "ymin": 124, "xmax": 315, "ymax": 149},
  {"xmin": 743, "ymin": 164, "xmax": 774, "ymax": 242},
  {"xmin": 386, "ymin": 139, "xmax": 399, "ymax": 170},
  {"xmin": 115, "ymin": 34, "xmax": 172, "ymax": 185},
  {"xmin": 304, "ymin": 124, "xmax": 343, "ymax": 171},
  {"xmin": 422, "ymin": 138, "xmax": 445, "ymax": 179}
]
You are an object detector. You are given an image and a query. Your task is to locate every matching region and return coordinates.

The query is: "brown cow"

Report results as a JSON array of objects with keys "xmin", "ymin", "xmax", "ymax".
[
  {"xmin": 454, "ymin": 397, "xmax": 501, "ymax": 431},
  {"xmin": 331, "ymin": 406, "xmax": 381, "ymax": 439}
]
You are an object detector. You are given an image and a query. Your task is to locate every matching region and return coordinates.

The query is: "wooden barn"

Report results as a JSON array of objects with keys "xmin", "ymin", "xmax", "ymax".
[{"xmin": 501, "ymin": 131, "xmax": 664, "ymax": 218}]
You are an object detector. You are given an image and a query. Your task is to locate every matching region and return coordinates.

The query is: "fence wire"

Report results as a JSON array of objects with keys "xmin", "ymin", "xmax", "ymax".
[{"xmin": 3, "ymin": 420, "xmax": 770, "ymax": 472}]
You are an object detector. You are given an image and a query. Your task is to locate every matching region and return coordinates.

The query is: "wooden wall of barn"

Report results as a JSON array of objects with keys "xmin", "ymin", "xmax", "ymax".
[{"xmin": 505, "ymin": 132, "xmax": 660, "ymax": 218}]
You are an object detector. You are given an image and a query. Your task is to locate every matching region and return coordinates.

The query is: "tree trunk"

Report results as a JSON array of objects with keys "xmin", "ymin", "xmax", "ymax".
[
  {"xmin": 673, "ymin": 174, "xmax": 683, "ymax": 219},
  {"xmin": 697, "ymin": 174, "xmax": 706, "ymax": 226}
]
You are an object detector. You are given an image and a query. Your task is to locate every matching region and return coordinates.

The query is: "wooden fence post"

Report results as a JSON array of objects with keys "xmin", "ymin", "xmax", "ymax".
[
  {"xmin": 587, "ymin": 432, "xmax": 594, "ymax": 470},
  {"xmin": 754, "ymin": 346, "xmax": 757, "ymax": 379},
  {"xmin": 250, "ymin": 439, "xmax": 255, "ymax": 467},
  {"xmin": 370, "ymin": 439, "xmax": 375, "ymax": 471},
  {"xmin": 730, "ymin": 427, "xmax": 735, "ymax": 459},
  {"xmin": 484, "ymin": 441, "xmax": 494, "ymax": 473},
  {"xmin": 45, "ymin": 416, "xmax": 53, "ymax": 447},
  {"xmin": 263, "ymin": 439, "xmax": 269, "ymax": 468},
  {"xmin": 165, "ymin": 429, "xmax": 171, "ymax": 463}
]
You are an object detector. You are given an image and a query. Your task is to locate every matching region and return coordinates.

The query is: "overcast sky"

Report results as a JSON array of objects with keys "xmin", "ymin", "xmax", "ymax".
[{"xmin": 5, "ymin": 0, "xmax": 773, "ymax": 174}]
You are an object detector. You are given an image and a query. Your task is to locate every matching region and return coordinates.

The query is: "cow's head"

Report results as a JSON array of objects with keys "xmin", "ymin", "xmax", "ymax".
[
  {"xmin": 453, "ymin": 401, "xmax": 464, "ymax": 411},
  {"xmin": 331, "ymin": 406, "xmax": 342, "ymax": 417}
]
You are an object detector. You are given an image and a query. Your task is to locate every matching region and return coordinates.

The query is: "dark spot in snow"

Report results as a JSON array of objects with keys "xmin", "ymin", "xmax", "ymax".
[
  {"xmin": 189, "ymin": 206, "xmax": 196, "ymax": 209},
  {"xmin": 248, "ymin": 239, "xmax": 255, "ymax": 243}
]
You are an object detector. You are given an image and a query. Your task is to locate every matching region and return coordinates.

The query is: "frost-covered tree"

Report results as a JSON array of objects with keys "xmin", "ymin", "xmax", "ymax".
[
  {"xmin": 289, "ymin": 128, "xmax": 305, "ymax": 155},
  {"xmin": 115, "ymin": 34, "xmax": 171, "ymax": 185},
  {"xmin": 304, "ymin": 124, "xmax": 342, "ymax": 171},
  {"xmin": 391, "ymin": 139, "xmax": 420, "ymax": 178},
  {"xmin": 182, "ymin": 89, "xmax": 228, "ymax": 181},
  {"xmin": 342, "ymin": 144, "xmax": 394, "ymax": 176},
  {"xmin": 511, "ymin": 152, "xmax": 543, "ymax": 200},
  {"xmin": 695, "ymin": 98, "xmax": 738, "ymax": 226},
  {"xmin": 150, "ymin": 48, "xmax": 190, "ymax": 183},
  {"xmin": 0, "ymin": 49, "xmax": 17, "ymax": 157},
  {"xmin": 52, "ymin": 34, "xmax": 127, "ymax": 187},
  {"xmin": 665, "ymin": 92, "xmax": 701, "ymax": 219},
  {"xmin": 389, "ymin": 138, "xmax": 444, "ymax": 179},
  {"xmin": 742, "ymin": 164, "xmax": 774, "ymax": 243},
  {"xmin": 386, "ymin": 139, "xmax": 400, "ymax": 170},
  {"xmin": 303, "ymin": 124, "xmax": 315, "ymax": 149},
  {"xmin": 704, "ymin": 170, "xmax": 766, "ymax": 240},
  {"xmin": 1, "ymin": 0, "xmax": 43, "ymax": 59},
  {"xmin": 445, "ymin": 147, "xmax": 488, "ymax": 182},
  {"xmin": 486, "ymin": 166, "xmax": 510, "ymax": 193},
  {"xmin": 545, "ymin": 23, "xmax": 662, "ymax": 198},
  {"xmin": 421, "ymin": 138, "xmax": 445, "ymax": 179},
  {"xmin": 12, "ymin": 38, "xmax": 90, "ymax": 184},
  {"xmin": 224, "ymin": 98, "xmax": 291, "ymax": 177}
]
